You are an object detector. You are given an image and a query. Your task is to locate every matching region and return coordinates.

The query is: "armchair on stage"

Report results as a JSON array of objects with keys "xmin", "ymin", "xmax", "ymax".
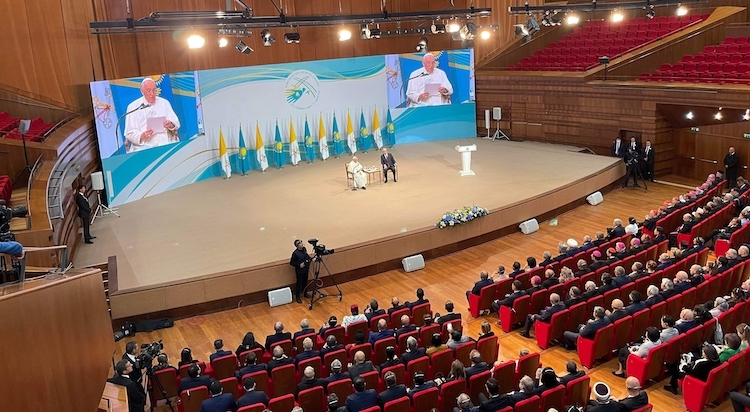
[{"xmin": 455, "ymin": 144, "xmax": 477, "ymax": 176}]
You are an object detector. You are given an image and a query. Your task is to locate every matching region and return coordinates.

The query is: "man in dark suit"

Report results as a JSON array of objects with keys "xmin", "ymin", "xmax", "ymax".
[
  {"xmin": 466, "ymin": 270, "xmax": 494, "ymax": 300},
  {"xmin": 465, "ymin": 350, "xmax": 490, "ymax": 380},
  {"xmin": 235, "ymin": 352, "xmax": 266, "ymax": 380},
  {"xmin": 379, "ymin": 371, "xmax": 407, "ymax": 405},
  {"xmin": 346, "ymin": 377, "xmax": 378, "ymax": 412},
  {"xmin": 387, "ymin": 297, "xmax": 407, "ymax": 315},
  {"xmin": 491, "ymin": 280, "xmax": 525, "ymax": 315},
  {"xmin": 322, "ymin": 359, "xmax": 350, "ymax": 388},
  {"xmin": 381, "ymin": 147, "xmax": 397, "ymax": 183},
  {"xmin": 266, "ymin": 346, "xmax": 293, "ymax": 372},
  {"xmin": 612, "ymin": 138, "xmax": 625, "ymax": 160},
  {"xmin": 404, "ymin": 288, "xmax": 429, "ymax": 309},
  {"xmin": 435, "ymin": 301, "xmax": 461, "ymax": 325},
  {"xmin": 624, "ymin": 291, "xmax": 647, "ymax": 316},
  {"xmin": 295, "ymin": 337, "xmax": 321, "ymax": 365},
  {"xmin": 478, "ymin": 378, "xmax": 509, "ymax": 412},
  {"xmin": 289, "ymin": 239, "xmax": 312, "ymax": 303},
  {"xmin": 562, "ymin": 306, "xmax": 611, "ymax": 349},
  {"xmin": 618, "ymin": 377, "xmax": 649, "ymax": 412},
  {"xmin": 364, "ymin": 299, "xmax": 386, "ymax": 321},
  {"xmin": 563, "ymin": 287, "xmax": 585, "ymax": 308},
  {"xmin": 394, "ymin": 315, "xmax": 416, "ymax": 339},
  {"xmin": 179, "ymin": 364, "xmax": 212, "ymax": 392},
  {"xmin": 519, "ymin": 293, "xmax": 566, "ymax": 338},
  {"xmin": 320, "ymin": 335, "xmax": 345, "ymax": 358},
  {"xmin": 368, "ymin": 319, "xmax": 395, "ymax": 346},
  {"xmin": 605, "ymin": 299, "xmax": 628, "ymax": 324},
  {"xmin": 642, "ymin": 140, "xmax": 655, "ymax": 182},
  {"xmin": 644, "ymin": 285, "xmax": 664, "ymax": 307},
  {"xmin": 348, "ymin": 350, "xmax": 378, "ymax": 380},
  {"xmin": 725, "ymin": 146, "xmax": 739, "ymax": 187},
  {"xmin": 122, "ymin": 341, "xmax": 143, "ymax": 385},
  {"xmin": 559, "ymin": 361, "xmax": 586, "ymax": 386},
  {"xmin": 401, "ymin": 336, "xmax": 426, "ymax": 364},
  {"xmin": 209, "ymin": 339, "xmax": 233, "ymax": 363},
  {"xmin": 297, "ymin": 366, "xmax": 324, "ymax": 395},
  {"xmin": 200, "ymin": 380, "xmax": 237, "ymax": 412},
  {"xmin": 608, "ymin": 219, "xmax": 626, "ymax": 240},
  {"xmin": 237, "ymin": 377, "xmax": 270, "ymax": 408},
  {"xmin": 408, "ymin": 371, "xmax": 437, "ymax": 399},
  {"xmin": 264, "ymin": 322, "xmax": 292, "ymax": 351},
  {"xmin": 76, "ymin": 184, "xmax": 95, "ymax": 243},
  {"xmin": 108, "ymin": 360, "xmax": 146, "ymax": 412},
  {"xmin": 293, "ymin": 318, "xmax": 316, "ymax": 340}
]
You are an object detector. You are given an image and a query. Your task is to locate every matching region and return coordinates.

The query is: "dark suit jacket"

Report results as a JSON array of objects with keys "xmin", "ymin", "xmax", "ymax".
[
  {"xmin": 480, "ymin": 394, "xmax": 511, "ymax": 412},
  {"xmin": 613, "ymin": 275, "xmax": 633, "ymax": 288},
  {"xmin": 348, "ymin": 361, "xmax": 377, "ymax": 380},
  {"xmin": 346, "ymin": 389, "xmax": 379, "ymax": 412},
  {"xmin": 609, "ymin": 226, "xmax": 626, "ymax": 239},
  {"xmin": 686, "ymin": 359, "xmax": 721, "ymax": 381},
  {"xmin": 471, "ymin": 279, "xmax": 494, "ymax": 295},
  {"xmin": 660, "ymin": 289, "xmax": 678, "ymax": 300},
  {"xmin": 559, "ymin": 370, "xmax": 585, "ymax": 386},
  {"xmin": 235, "ymin": 363, "xmax": 267, "ymax": 380},
  {"xmin": 437, "ymin": 312, "xmax": 461, "ymax": 325},
  {"xmin": 297, "ymin": 378, "xmax": 324, "ymax": 395},
  {"xmin": 369, "ymin": 330, "xmax": 395, "ymax": 346},
  {"xmin": 499, "ymin": 291, "xmax": 526, "ymax": 307},
  {"xmin": 409, "ymin": 381, "xmax": 437, "ymax": 398},
  {"xmin": 379, "ymin": 385, "xmax": 408, "ymax": 405},
  {"xmin": 465, "ymin": 362, "xmax": 490, "ymax": 379},
  {"xmin": 381, "ymin": 153, "xmax": 396, "ymax": 169},
  {"xmin": 237, "ymin": 390, "xmax": 270, "ymax": 408},
  {"xmin": 624, "ymin": 302, "xmax": 647, "ymax": 316},
  {"xmin": 619, "ymin": 391, "xmax": 649, "ymax": 412},
  {"xmin": 179, "ymin": 375, "xmax": 212, "ymax": 392},
  {"xmin": 674, "ymin": 281, "xmax": 692, "ymax": 293},
  {"xmin": 579, "ymin": 318, "xmax": 611, "ymax": 339},
  {"xmin": 388, "ymin": 304, "xmax": 408, "ymax": 315},
  {"xmin": 725, "ymin": 152, "xmax": 739, "ymax": 171},
  {"xmin": 540, "ymin": 303, "xmax": 567, "ymax": 321},
  {"xmin": 563, "ymin": 296, "xmax": 584, "ymax": 309},
  {"xmin": 405, "ymin": 298, "xmax": 429, "ymax": 309},
  {"xmin": 267, "ymin": 357, "xmax": 293, "ymax": 372},
  {"xmin": 644, "ymin": 295, "xmax": 664, "ymax": 307},
  {"xmin": 323, "ymin": 372, "xmax": 351, "ymax": 388},
  {"xmin": 365, "ymin": 309, "xmax": 386, "ymax": 321},
  {"xmin": 605, "ymin": 310, "xmax": 628, "ymax": 324},
  {"xmin": 121, "ymin": 354, "xmax": 142, "ymax": 384},
  {"xmin": 107, "ymin": 375, "xmax": 146, "ymax": 412},
  {"xmin": 401, "ymin": 348, "xmax": 426, "ymax": 364},
  {"xmin": 265, "ymin": 331, "xmax": 292, "ymax": 351},
  {"xmin": 199, "ymin": 393, "xmax": 236, "ymax": 412},
  {"xmin": 295, "ymin": 350, "xmax": 321, "ymax": 365},
  {"xmin": 293, "ymin": 328, "xmax": 316, "ymax": 340},
  {"xmin": 395, "ymin": 324, "xmax": 417, "ymax": 338},
  {"xmin": 675, "ymin": 320, "xmax": 697, "ymax": 334},
  {"xmin": 541, "ymin": 278, "xmax": 559, "ymax": 289},
  {"xmin": 76, "ymin": 192, "xmax": 91, "ymax": 218},
  {"xmin": 209, "ymin": 349, "xmax": 234, "ymax": 363},
  {"xmin": 320, "ymin": 343, "xmax": 345, "ymax": 358},
  {"xmin": 642, "ymin": 146, "xmax": 655, "ymax": 165}
]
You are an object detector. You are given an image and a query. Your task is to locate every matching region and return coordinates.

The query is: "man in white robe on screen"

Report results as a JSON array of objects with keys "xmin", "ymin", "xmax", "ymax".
[
  {"xmin": 348, "ymin": 156, "xmax": 367, "ymax": 191},
  {"xmin": 405, "ymin": 53, "xmax": 453, "ymax": 107},
  {"xmin": 124, "ymin": 78, "xmax": 181, "ymax": 153}
]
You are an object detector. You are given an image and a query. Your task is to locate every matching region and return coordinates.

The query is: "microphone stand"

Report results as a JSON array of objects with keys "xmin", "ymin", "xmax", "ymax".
[
  {"xmin": 115, "ymin": 103, "xmax": 149, "ymax": 156},
  {"xmin": 399, "ymin": 72, "xmax": 428, "ymax": 108}
]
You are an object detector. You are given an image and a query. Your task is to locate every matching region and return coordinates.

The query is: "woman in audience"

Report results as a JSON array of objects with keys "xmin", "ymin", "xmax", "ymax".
[
  {"xmin": 426, "ymin": 333, "xmax": 447, "ymax": 357},
  {"xmin": 152, "ymin": 354, "xmax": 177, "ymax": 373},
  {"xmin": 524, "ymin": 256, "xmax": 537, "ymax": 271},
  {"xmin": 659, "ymin": 315, "xmax": 679, "ymax": 343},
  {"xmin": 718, "ymin": 333, "xmax": 743, "ymax": 362},
  {"xmin": 446, "ymin": 359, "xmax": 466, "ymax": 382},
  {"xmin": 178, "ymin": 347, "xmax": 200, "ymax": 368},
  {"xmin": 645, "ymin": 260, "xmax": 658, "ymax": 274},
  {"xmin": 727, "ymin": 288, "xmax": 747, "ymax": 308},
  {"xmin": 478, "ymin": 321, "xmax": 494, "ymax": 340},
  {"xmin": 664, "ymin": 344, "xmax": 721, "ymax": 394},
  {"xmin": 709, "ymin": 297, "xmax": 729, "ymax": 318},
  {"xmin": 737, "ymin": 323, "xmax": 750, "ymax": 350},
  {"xmin": 236, "ymin": 332, "xmax": 264, "ymax": 357},
  {"xmin": 559, "ymin": 266, "xmax": 575, "ymax": 284}
]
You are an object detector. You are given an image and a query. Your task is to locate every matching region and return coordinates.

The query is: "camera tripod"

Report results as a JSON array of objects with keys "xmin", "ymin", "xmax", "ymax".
[
  {"xmin": 621, "ymin": 159, "xmax": 648, "ymax": 192},
  {"xmin": 305, "ymin": 253, "xmax": 342, "ymax": 310},
  {"xmin": 147, "ymin": 365, "xmax": 176, "ymax": 412}
]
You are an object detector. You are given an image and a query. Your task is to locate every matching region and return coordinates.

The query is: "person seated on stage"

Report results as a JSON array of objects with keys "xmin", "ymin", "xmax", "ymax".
[
  {"xmin": 236, "ymin": 332, "xmax": 264, "ymax": 358},
  {"xmin": 295, "ymin": 337, "xmax": 321, "ymax": 365},
  {"xmin": 401, "ymin": 336, "xmax": 426, "ymax": 364},
  {"xmin": 562, "ymin": 306, "xmax": 610, "ymax": 350},
  {"xmin": 379, "ymin": 346, "xmax": 401, "ymax": 370},
  {"xmin": 108, "ymin": 360, "xmax": 146, "ymax": 412},
  {"xmin": 235, "ymin": 352, "xmax": 267, "ymax": 380},
  {"xmin": 395, "ymin": 314, "xmax": 417, "ymax": 338},
  {"xmin": 369, "ymin": 319, "xmax": 395, "ymax": 346},
  {"xmin": 346, "ymin": 377, "xmax": 379, "ymax": 411},
  {"xmin": 465, "ymin": 349, "xmax": 490, "ymax": 379},
  {"xmin": 407, "ymin": 371, "xmax": 437, "ymax": 399},
  {"xmin": 446, "ymin": 329, "xmax": 474, "ymax": 350},
  {"xmin": 0, "ymin": 240, "xmax": 24, "ymax": 259},
  {"xmin": 381, "ymin": 147, "xmax": 397, "ymax": 183},
  {"xmin": 388, "ymin": 297, "xmax": 407, "ymax": 315},
  {"xmin": 348, "ymin": 156, "xmax": 367, "ymax": 190},
  {"xmin": 267, "ymin": 345, "xmax": 293, "ymax": 373},
  {"xmin": 435, "ymin": 301, "xmax": 461, "ymax": 325},
  {"xmin": 559, "ymin": 360, "xmax": 586, "ymax": 386},
  {"xmin": 200, "ymin": 379, "xmax": 237, "ymax": 412},
  {"xmin": 426, "ymin": 333, "xmax": 448, "ymax": 357},
  {"xmin": 519, "ymin": 293, "xmax": 566, "ymax": 338},
  {"xmin": 209, "ymin": 339, "xmax": 233, "ymax": 363},
  {"xmin": 264, "ymin": 322, "xmax": 292, "ymax": 351},
  {"xmin": 297, "ymin": 365, "xmax": 324, "ymax": 396},
  {"xmin": 364, "ymin": 299, "xmax": 386, "ymax": 321},
  {"xmin": 323, "ymin": 359, "xmax": 350, "ymax": 388},
  {"xmin": 293, "ymin": 319, "xmax": 316, "ymax": 340},
  {"xmin": 237, "ymin": 377, "xmax": 270, "ymax": 408},
  {"xmin": 466, "ymin": 270, "xmax": 494, "ymax": 301},
  {"xmin": 348, "ymin": 350, "xmax": 378, "ymax": 380},
  {"xmin": 152, "ymin": 354, "xmax": 177, "ymax": 374},
  {"xmin": 612, "ymin": 326, "xmax": 661, "ymax": 378},
  {"xmin": 405, "ymin": 288, "xmax": 429, "ymax": 309},
  {"xmin": 179, "ymin": 364, "xmax": 212, "ymax": 392},
  {"xmin": 318, "ymin": 316, "xmax": 339, "ymax": 338},
  {"xmin": 342, "ymin": 304, "xmax": 367, "ymax": 331},
  {"xmin": 379, "ymin": 371, "xmax": 408, "ymax": 406}
]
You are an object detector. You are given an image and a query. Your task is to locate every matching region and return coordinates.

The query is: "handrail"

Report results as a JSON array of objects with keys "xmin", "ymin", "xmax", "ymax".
[
  {"xmin": 21, "ymin": 155, "xmax": 44, "ymax": 230},
  {"xmin": 0, "ymin": 245, "xmax": 69, "ymax": 283},
  {"xmin": 41, "ymin": 112, "xmax": 79, "ymax": 141}
]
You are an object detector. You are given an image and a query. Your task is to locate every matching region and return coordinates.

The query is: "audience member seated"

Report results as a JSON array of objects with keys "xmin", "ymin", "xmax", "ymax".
[
  {"xmin": 236, "ymin": 332, "xmax": 264, "ymax": 357},
  {"xmin": 321, "ymin": 335, "xmax": 345, "ymax": 358},
  {"xmin": 200, "ymin": 379, "xmax": 237, "ymax": 412},
  {"xmin": 624, "ymin": 291, "xmax": 647, "ymax": 315},
  {"xmin": 346, "ymin": 377, "xmax": 378, "ymax": 412},
  {"xmin": 478, "ymin": 321, "xmax": 495, "ymax": 340},
  {"xmin": 730, "ymin": 383, "xmax": 750, "ymax": 412},
  {"xmin": 466, "ymin": 270, "xmax": 494, "ymax": 300},
  {"xmin": 718, "ymin": 333, "xmax": 743, "ymax": 362},
  {"xmin": 674, "ymin": 271, "xmax": 692, "ymax": 293},
  {"xmin": 559, "ymin": 360, "xmax": 585, "ymax": 386},
  {"xmin": 267, "ymin": 345, "xmax": 293, "ymax": 372},
  {"xmin": 508, "ymin": 261, "xmax": 525, "ymax": 278},
  {"xmin": 401, "ymin": 336, "xmax": 426, "ymax": 364},
  {"xmin": 343, "ymin": 304, "xmax": 367, "ymax": 330},
  {"xmin": 407, "ymin": 370, "xmax": 436, "ymax": 399},
  {"xmin": 605, "ymin": 299, "xmax": 628, "ymax": 323},
  {"xmin": 481, "ymin": 376, "xmax": 536, "ymax": 411},
  {"xmin": 327, "ymin": 394, "xmax": 347, "ymax": 412},
  {"xmin": 209, "ymin": 339, "xmax": 233, "ymax": 363},
  {"xmin": 108, "ymin": 360, "xmax": 146, "ymax": 412},
  {"xmin": 405, "ymin": 288, "xmax": 429, "ymax": 309},
  {"xmin": 323, "ymin": 359, "xmax": 350, "ymax": 388},
  {"xmin": 581, "ymin": 281, "xmax": 599, "ymax": 300},
  {"xmin": 395, "ymin": 314, "xmax": 416, "ymax": 338},
  {"xmin": 379, "ymin": 346, "xmax": 401, "ymax": 370},
  {"xmin": 294, "ymin": 319, "xmax": 316, "ymax": 340},
  {"xmin": 564, "ymin": 287, "xmax": 585, "ymax": 308},
  {"xmin": 534, "ymin": 367, "xmax": 562, "ymax": 395},
  {"xmin": 524, "ymin": 275, "xmax": 543, "ymax": 296},
  {"xmin": 694, "ymin": 304, "xmax": 713, "ymax": 325},
  {"xmin": 447, "ymin": 328, "xmax": 474, "ymax": 349},
  {"xmin": 465, "ymin": 349, "xmax": 490, "ymax": 379},
  {"xmin": 664, "ymin": 344, "xmax": 721, "ymax": 394},
  {"xmin": 644, "ymin": 285, "xmax": 664, "ymax": 307},
  {"xmin": 379, "ymin": 371, "xmax": 408, "ymax": 405},
  {"xmin": 426, "ymin": 333, "xmax": 448, "ymax": 357},
  {"xmin": 236, "ymin": 352, "xmax": 266, "ymax": 380},
  {"xmin": 178, "ymin": 348, "xmax": 201, "ymax": 369},
  {"xmin": 152, "ymin": 354, "xmax": 177, "ymax": 374},
  {"xmin": 180, "ymin": 364, "xmax": 211, "ymax": 392},
  {"xmin": 586, "ymin": 382, "xmax": 619, "ymax": 412},
  {"xmin": 237, "ymin": 377, "xmax": 270, "ymax": 408},
  {"xmin": 562, "ymin": 306, "xmax": 611, "ymax": 350},
  {"xmin": 348, "ymin": 350, "xmax": 378, "ymax": 380},
  {"xmin": 388, "ymin": 297, "xmax": 407, "ymax": 315},
  {"xmin": 295, "ymin": 337, "xmax": 320, "ymax": 365},
  {"xmin": 364, "ymin": 299, "xmax": 386, "ymax": 321},
  {"xmin": 525, "ymin": 256, "xmax": 538, "ymax": 271},
  {"xmin": 454, "ymin": 393, "xmax": 478, "ymax": 412},
  {"xmin": 265, "ymin": 322, "xmax": 292, "ymax": 351},
  {"xmin": 519, "ymin": 293, "xmax": 565, "ymax": 338},
  {"xmin": 539, "ymin": 251, "xmax": 553, "ymax": 268},
  {"xmin": 612, "ymin": 327, "xmax": 662, "ymax": 378},
  {"xmin": 709, "ymin": 297, "xmax": 729, "ymax": 317},
  {"xmin": 618, "ymin": 377, "xmax": 648, "ymax": 412},
  {"xmin": 368, "ymin": 319, "xmax": 395, "ymax": 346},
  {"xmin": 435, "ymin": 300, "xmax": 461, "ymax": 325},
  {"xmin": 492, "ymin": 280, "xmax": 525, "ymax": 315},
  {"xmin": 297, "ymin": 365, "xmax": 324, "ymax": 395},
  {"xmin": 575, "ymin": 260, "xmax": 591, "ymax": 277}
]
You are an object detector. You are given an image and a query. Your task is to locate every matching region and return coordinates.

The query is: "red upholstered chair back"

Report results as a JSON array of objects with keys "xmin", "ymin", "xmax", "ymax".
[
  {"xmin": 419, "ymin": 324, "xmax": 440, "ymax": 348},
  {"xmin": 516, "ymin": 352, "xmax": 540, "ymax": 383},
  {"xmin": 382, "ymin": 364, "xmax": 405, "ymax": 387},
  {"xmin": 476, "ymin": 335, "xmax": 499, "ymax": 365},
  {"xmin": 540, "ymin": 385, "xmax": 566, "ymax": 412},
  {"xmin": 397, "ymin": 331, "xmax": 418, "ymax": 355},
  {"xmin": 439, "ymin": 378, "xmax": 466, "ymax": 412},
  {"xmin": 411, "ymin": 303, "xmax": 432, "ymax": 327},
  {"xmin": 370, "ymin": 314, "xmax": 390, "ymax": 331},
  {"xmin": 430, "ymin": 348, "xmax": 453, "ymax": 379},
  {"xmin": 564, "ymin": 375, "xmax": 590, "ymax": 407},
  {"xmin": 298, "ymin": 356, "xmax": 322, "ymax": 380},
  {"xmin": 383, "ymin": 396, "xmax": 410, "ymax": 412},
  {"xmin": 467, "ymin": 370, "xmax": 491, "ymax": 405},
  {"xmin": 270, "ymin": 363, "xmax": 295, "ymax": 397},
  {"xmin": 326, "ymin": 379, "xmax": 354, "ymax": 407},
  {"xmin": 322, "ymin": 349, "xmax": 348, "ymax": 376},
  {"xmin": 492, "ymin": 360, "xmax": 516, "ymax": 395},
  {"xmin": 406, "ymin": 356, "xmax": 430, "ymax": 388},
  {"xmin": 454, "ymin": 341, "xmax": 476, "ymax": 367},
  {"xmin": 180, "ymin": 387, "xmax": 209, "ymax": 412},
  {"xmin": 295, "ymin": 333, "xmax": 318, "ymax": 354},
  {"xmin": 149, "ymin": 367, "xmax": 179, "ymax": 404},
  {"xmin": 242, "ymin": 371, "xmax": 270, "ymax": 397},
  {"xmin": 514, "ymin": 395, "xmax": 540, "ymax": 412},
  {"xmin": 390, "ymin": 308, "xmax": 411, "ymax": 328},
  {"xmin": 411, "ymin": 386, "xmax": 439, "ymax": 412},
  {"xmin": 212, "ymin": 354, "xmax": 239, "ymax": 380},
  {"xmin": 269, "ymin": 394, "xmax": 295, "ymax": 412},
  {"xmin": 348, "ymin": 343, "xmax": 372, "ymax": 362},
  {"xmin": 374, "ymin": 337, "xmax": 397, "ymax": 365},
  {"xmin": 611, "ymin": 316, "xmax": 633, "ymax": 352},
  {"xmin": 298, "ymin": 386, "xmax": 325, "ymax": 412},
  {"xmin": 347, "ymin": 321, "xmax": 369, "ymax": 343},
  {"xmin": 323, "ymin": 326, "xmax": 346, "ymax": 346},
  {"xmin": 238, "ymin": 403, "xmax": 266, "ymax": 412},
  {"xmin": 360, "ymin": 370, "xmax": 380, "ymax": 394}
]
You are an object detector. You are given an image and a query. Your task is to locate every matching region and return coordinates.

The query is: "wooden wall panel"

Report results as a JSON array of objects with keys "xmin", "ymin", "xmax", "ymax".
[{"xmin": 675, "ymin": 121, "xmax": 750, "ymax": 180}]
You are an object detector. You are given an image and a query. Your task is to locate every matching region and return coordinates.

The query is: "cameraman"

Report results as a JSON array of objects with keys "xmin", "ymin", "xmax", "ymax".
[
  {"xmin": 122, "ymin": 341, "xmax": 144, "ymax": 384},
  {"xmin": 289, "ymin": 239, "xmax": 312, "ymax": 304},
  {"xmin": 621, "ymin": 147, "xmax": 642, "ymax": 189},
  {"xmin": 108, "ymin": 360, "xmax": 146, "ymax": 412}
]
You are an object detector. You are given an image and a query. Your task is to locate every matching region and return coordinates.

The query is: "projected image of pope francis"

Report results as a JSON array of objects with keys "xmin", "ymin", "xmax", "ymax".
[
  {"xmin": 405, "ymin": 54, "xmax": 453, "ymax": 107},
  {"xmin": 123, "ymin": 78, "xmax": 180, "ymax": 153}
]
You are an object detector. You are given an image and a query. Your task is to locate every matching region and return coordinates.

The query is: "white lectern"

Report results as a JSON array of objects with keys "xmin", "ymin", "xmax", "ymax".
[{"xmin": 455, "ymin": 144, "xmax": 477, "ymax": 176}]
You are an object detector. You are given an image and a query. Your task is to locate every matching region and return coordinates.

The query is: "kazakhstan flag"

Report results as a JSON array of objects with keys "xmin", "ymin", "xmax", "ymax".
[
  {"xmin": 304, "ymin": 117, "xmax": 315, "ymax": 163},
  {"xmin": 238, "ymin": 125, "xmax": 248, "ymax": 175},
  {"xmin": 332, "ymin": 113, "xmax": 343, "ymax": 158},
  {"xmin": 359, "ymin": 110, "xmax": 370, "ymax": 152},
  {"xmin": 274, "ymin": 120, "xmax": 285, "ymax": 168}
]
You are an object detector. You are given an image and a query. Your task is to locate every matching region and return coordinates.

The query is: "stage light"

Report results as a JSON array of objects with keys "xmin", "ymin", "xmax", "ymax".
[
  {"xmin": 447, "ymin": 22, "xmax": 461, "ymax": 33},
  {"xmin": 676, "ymin": 6, "xmax": 688, "ymax": 16},
  {"xmin": 217, "ymin": 37, "xmax": 228, "ymax": 47},
  {"xmin": 459, "ymin": 21, "xmax": 476, "ymax": 40},
  {"xmin": 480, "ymin": 29, "xmax": 491, "ymax": 40},
  {"xmin": 566, "ymin": 15, "xmax": 580, "ymax": 25},
  {"xmin": 338, "ymin": 28, "xmax": 352, "ymax": 41},
  {"xmin": 431, "ymin": 22, "xmax": 446, "ymax": 34},
  {"xmin": 611, "ymin": 11, "xmax": 624, "ymax": 22},
  {"xmin": 744, "ymin": 110, "xmax": 750, "ymax": 121},
  {"xmin": 646, "ymin": 6, "xmax": 656, "ymax": 19},
  {"xmin": 284, "ymin": 32, "xmax": 300, "ymax": 43},
  {"xmin": 235, "ymin": 40, "xmax": 253, "ymax": 54},
  {"xmin": 715, "ymin": 107, "xmax": 723, "ymax": 120},
  {"xmin": 260, "ymin": 29, "xmax": 275, "ymax": 46},
  {"xmin": 686, "ymin": 111, "xmax": 694, "ymax": 119},
  {"xmin": 360, "ymin": 24, "xmax": 370, "ymax": 39},
  {"xmin": 187, "ymin": 33, "xmax": 205, "ymax": 49},
  {"xmin": 416, "ymin": 36, "xmax": 428, "ymax": 52},
  {"xmin": 369, "ymin": 26, "xmax": 381, "ymax": 39}
]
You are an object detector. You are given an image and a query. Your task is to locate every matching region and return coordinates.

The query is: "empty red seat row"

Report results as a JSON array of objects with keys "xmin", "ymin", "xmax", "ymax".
[{"xmin": 0, "ymin": 112, "xmax": 20, "ymax": 132}]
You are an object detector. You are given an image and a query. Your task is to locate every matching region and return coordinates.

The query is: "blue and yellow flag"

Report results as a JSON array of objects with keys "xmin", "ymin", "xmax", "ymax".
[
  {"xmin": 304, "ymin": 117, "xmax": 315, "ymax": 163},
  {"xmin": 274, "ymin": 120, "xmax": 285, "ymax": 168},
  {"xmin": 385, "ymin": 108, "xmax": 395, "ymax": 147},
  {"xmin": 238, "ymin": 125, "xmax": 248, "ymax": 175},
  {"xmin": 359, "ymin": 110, "xmax": 370, "ymax": 152},
  {"xmin": 332, "ymin": 113, "xmax": 343, "ymax": 158}
]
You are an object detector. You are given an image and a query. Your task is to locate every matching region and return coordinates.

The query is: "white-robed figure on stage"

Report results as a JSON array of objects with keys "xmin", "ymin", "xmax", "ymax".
[
  {"xmin": 348, "ymin": 156, "xmax": 367, "ymax": 190},
  {"xmin": 124, "ymin": 78, "xmax": 181, "ymax": 153},
  {"xmin": 406, "ymin": 53, "xmax": 453, "ymax": 107}
]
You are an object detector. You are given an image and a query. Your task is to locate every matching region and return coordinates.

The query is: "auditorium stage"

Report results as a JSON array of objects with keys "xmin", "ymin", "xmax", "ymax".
[{"xmin": 73, "ymin": 139, "xmax": 625, "ymax": 320}]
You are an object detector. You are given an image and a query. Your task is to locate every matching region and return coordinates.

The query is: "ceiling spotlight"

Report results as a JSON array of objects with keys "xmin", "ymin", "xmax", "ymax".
[
  {"xmin": 338, "ymin": 28, "xmax": 352, "ymax": 41},
  {"xmin": 514, "ymin": 24, "xmax": 530, "ymax": 36},
  {"xmin": 360, "ymin": 24, "xmax": 371, "ymax": 39},
  {"xmin": 676, "ymin": 6, "xmax": 688, "ymax": 16},
  {"xmin": 416, "ymin": 36, "xmax": 428, "ymax": 52},
  {"xmin": 686, "ymin": 111, "xmax": 694, "ymax": 120},
  {"xmin": 369, "ymin": 25, "xmax": 381, "ymax": 39},
  {"xmin": 235, "ymin": 40, "xmax": 253, "ymax": 54},
  {"xmin": 744, "ymin": 110, "xmax": 750, "ymax": 121},
  {"xmin": 260, "ymin": 29, "xmax": 275, "ymax": 46},
  {"xmin": 431, "ymin": 22, "xmax": 446, "ymax": 34},
  {"xmin": 566, "ymin": 15, "xmax": 580, "ymax": 25},
  {"xmin": 447, "ymin": 22, "xmax": 461, "ymax": 33},
  {"xmin": 459, "ymin": 21, "xmax": 476, "ymax": 40},
  {"xmin": 284, "ymin": 33, "xmax": 300, "ymax": 44},
  {"xmin": 187, "ymin": 34, "xmax": 205, "ymax": 49},
  {"xmin": 480, "ymin": 29, "xmax": 491, "ymax": 40},
  {"xmin": 611, "ymin": 12, "xmax": 624, "ymax": 22},
  {"xmin": 217, "ymin": 37, "xmax": 228, "ymax": 48}
]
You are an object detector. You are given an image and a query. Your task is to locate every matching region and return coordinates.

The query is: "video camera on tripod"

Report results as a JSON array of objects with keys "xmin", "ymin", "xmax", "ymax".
[
  {"xmin": 137, "ymin": 340, "xmax": 163, "ymax": 369},
  {"xmin": 0, "ymin": 200, "xmax": 28, "ymax": 241},
  {"xmin": 625, "ymin": 150, "xmax": 641, "ymax": 167},
  {"xmin": 308, "ymin": 238, "xmax": 335, "ymax": 256}
]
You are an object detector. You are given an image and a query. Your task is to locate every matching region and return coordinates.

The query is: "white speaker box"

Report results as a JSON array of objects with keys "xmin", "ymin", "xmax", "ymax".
[
  {"xmin": 18, "ymin": 119, "xmax": 31, "ymax": 135},
  {"xmin": 91, "ymin": 172, "xmax": 105, "ymax": 191},
  {"xmin": 586, "ymin": 191, "xmax": 604, "ymax": 205},
  {"xmin": 268, "ymin": 287, "xmax": 292, "ymax": 307},
  {"xmin": 492, "ymin": 107, "xmax": 502, "ymax": 121},
  {"xmin": 402, "ymin": 254, "xmax": 425, "ymax": 272},
  {"xmin": 519, "ymin": 218, "xmax": 539, "ymax": 235},
  {"xmin": 484, "ymin": 110, "xmax": 490, "ymax": 129}
]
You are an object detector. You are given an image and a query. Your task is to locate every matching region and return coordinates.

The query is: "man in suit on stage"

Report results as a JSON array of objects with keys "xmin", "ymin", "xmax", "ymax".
[
  {"xmin": 76, "ymin": 184, "xmax": 95, "ymax": 243},
  {"xmin": 108, "ymin": 360, "xmax": 146, "ymax": 412},
  {"xmin": 642, "ymin": 140, "xmax": 655, "ymax": 182},
  {"xmin": 725, "ymin": 146, "xmax": 739, "ymax": 187},
  {"xmin": 381, "ymin": 147, "xmax": 397, "ymax": 183}
]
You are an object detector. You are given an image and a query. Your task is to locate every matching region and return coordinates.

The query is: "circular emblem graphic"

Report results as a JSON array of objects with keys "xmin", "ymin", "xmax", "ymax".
[{"xmin": 284, "ymin": 70, "xmax": 320, "ymax": 110}]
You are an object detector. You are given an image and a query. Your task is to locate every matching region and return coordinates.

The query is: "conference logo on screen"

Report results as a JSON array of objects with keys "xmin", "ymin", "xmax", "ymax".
[{"xmin": 284, "ymin": 70, "xmax": 320, "ymax": 110}]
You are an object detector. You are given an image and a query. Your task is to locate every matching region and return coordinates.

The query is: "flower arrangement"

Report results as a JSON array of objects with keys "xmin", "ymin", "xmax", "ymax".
[{"xmin": 435, "ymin": 205, "xmax": 489, "ymax": 229}]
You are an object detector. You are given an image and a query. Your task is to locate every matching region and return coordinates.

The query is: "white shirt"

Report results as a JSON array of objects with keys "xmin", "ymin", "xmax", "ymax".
[
  {"xmin": 124, "ymin": 96, "xmax": 180, "ymax": 152},
  {"xmin": 406, "ymin": 67, "xmax": 453, "ymax": 107}
]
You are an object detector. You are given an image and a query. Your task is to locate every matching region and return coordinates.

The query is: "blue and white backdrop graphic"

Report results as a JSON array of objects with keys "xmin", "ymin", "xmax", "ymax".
[{"xmin": 91, "ymin": 50, "xmax": 475, "ymax": 206}]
